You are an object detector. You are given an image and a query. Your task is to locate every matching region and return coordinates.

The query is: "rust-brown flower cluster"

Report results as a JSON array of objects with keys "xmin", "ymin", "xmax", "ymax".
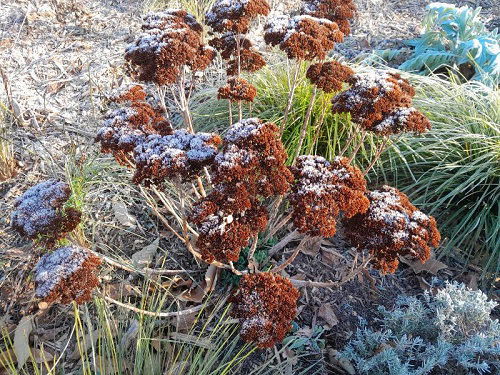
[
  {"xmin": 96, "ymin": 85, "xmax": 173, "ymax": 166},
  {"xmin": 11, "ymin": 180, "xmax": 82, "ymax": 247},
  {"xmin": 301, "ymin": 0, "xmax": 357, "ymax": 35},
  {"xmin": 34, "ymin": 245, "xmax": 101, "ymax": 304},
  {"xmin": 306, "ymin": 60, "xmax": 354, "ymax": 93},
  {"xmin": 190, "ymin": 118, "xmax": 292, "ymax": 263},
  {"xmin": 344, "ymin": 185, "xmax": 441, "ymax": 274},
  {"xmin": 206, "ymin": 0, "xmax": 270, "ymax": 33},
  {"xmin": 132, "ymin": 130, "xmax": 222, "ymax": 185},
  {"xmin": 210, "ymin": 33, "xmax": 266, "ymax": 78},
  {"xmin": 331, "ymin": 72, "xmax": 432, "ymax": 135},
  {"xmin": 289, "ymin": 155, "xmax": 369, "ymax": 237},
  {"xmin": 264, "ymin": 15, "xmax": 343, "ymax": 60},
  {"xmin": 218, "ymin": 77, "xmax": 257, "ymax": 102},
  {"xmin": 230, "ymin": 272, "xmax": 299, "ymax": 348},
  {"xmin": 125, "ymin": 10, "xmax": 215, "ymax": 85}
]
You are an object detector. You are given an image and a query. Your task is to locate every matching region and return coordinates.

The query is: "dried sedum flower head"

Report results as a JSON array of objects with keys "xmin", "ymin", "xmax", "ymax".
[
  {"xmin": 96, "ymin": 93, "xmax": 173, "ymax": 166},
  {"xmin": 191, "ymin": 118, "xmax": 292, "ymax": 263},
  {"xmin": 344, "ymin": 185, "xmax": 441, "ymax": 274},
  {"xmin": 209, "ymin": 32, "xmax": 253, "ymax": 59},
  {"xmin": 218, "ymin": 77, "xmax": 257, "ymax": 102},
  {"xmin": 302, "ymin": 0, "xmax": 357, "ymax": 35},
  {"xmin": 206, "ymin": 0, "xmax": 271, "ymax": 34},
  {"xmin": 289, "ymin": 155, "xmax": 369, "ymax": 237},
  {"xmin": 226, "ymin": 48, "xmax": 266, "ymax": 76},
  {"xmin": 190, "ymin": 184, "xmax": 268, "ymax": 263},
  {"xmin": 331, "ymin": 71, "xmax": 431, "ymax": 135},
  {"xmin": 34, "ymin": 245, "xmax": 101, "ymax": 304},
  {"xmin": 264, "ymin": 15, "xmax": 343, "ymax": 60},
  {"xmin": 125, "ymin": 10, "xmax": 215, "ymax": 85},
  {"xmin": 230, "ymin": 272, "xmax": 300, "ymax": 348},
  {"xmin": 306, "ymin": 60, "xmax": 354, "ymax": 93},
  {"xmin": 133, "ymin": 130, "xmax": 222, "ymax": 185},
  {"xmin": 107, "ymin": 84, "xmax": 148, "ymax": 103},
  {"xmin": 11, "ymin": 180, "xmax": 82, "ymax": 246},
  {"xmin": 214, "ymin": 118, "xmax": 292, "ymax": 196}
]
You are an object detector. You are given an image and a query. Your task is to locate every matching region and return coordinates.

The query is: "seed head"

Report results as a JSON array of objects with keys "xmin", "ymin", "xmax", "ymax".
[{"xmin": 230, "ymin": 272, "xmax": 299, "ymax": 348}]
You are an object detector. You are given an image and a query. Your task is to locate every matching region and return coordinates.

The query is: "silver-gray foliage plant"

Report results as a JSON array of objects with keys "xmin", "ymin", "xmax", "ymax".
[{"xmin": 340, "ymin": 281, "xmax": 500, "ymax": 375}]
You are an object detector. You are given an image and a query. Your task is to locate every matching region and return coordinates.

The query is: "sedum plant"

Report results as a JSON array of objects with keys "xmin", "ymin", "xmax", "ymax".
[
  {"xmin": 11, "ymin": 0, "xmax": 442, "ymax": 351},
  {"xmin": 398, "ymin": 2, "xmax": 499, "ymax": 86},
  {"xmin": 340, "ymin": 282, "xmax": 500, "ymax": 375}
]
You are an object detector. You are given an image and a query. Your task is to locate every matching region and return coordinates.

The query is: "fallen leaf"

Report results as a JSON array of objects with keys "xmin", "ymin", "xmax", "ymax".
[
  {"xmin": 70, "ymin": 329, "xmax": 99, "ymax": 360},
  {"xmin": 131, "ymin": 238, "xmax": 159, "ymax": 269},
  {"xmin": 120, "ymin": 320, "xmax": 139, "ymax": 350},
  {"xmin": 400, "ymin": 252, "xmax": 447, "ymax": 275},
  {"xmin": 318, "ymin": 303, "xmax": 339, "ymax": 328},
  {"xmin": 112, "ymin": 200, "xmax": 136, "ymax": 228},
  {"xmin": 301, "ymin": 236, "xmax": 322, "ymax": 257},
  {"xmin": 13, "ymin": 315, "xmax": 33, "ymax": 369}
]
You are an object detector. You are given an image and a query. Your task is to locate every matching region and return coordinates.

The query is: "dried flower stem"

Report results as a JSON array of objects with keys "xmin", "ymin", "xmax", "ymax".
[
  {"xmin": 363, "ymin": 136, "xmax": 392, "ymax": 176},
  {"xmin": 293, "ymin": 87, "xmax": 317, "ymax": 164},
  {"xmin": 247, "ymin": 234, "xmax": 259, "ymax": 263},
  {"xmin": 339, "ymin": 129, "xmax": 358, "ymax": 156},
  {"xmin": 228, "ymin": 99, "xmax": 233, "ymax": 125},
  {"xmin": 264, "ymin": 212, "xmax": 292, "ymax": 244},
  {"xmin": 348, "ymin": 130, "xmax": 367, "ymax": 163},
  {"xmin": 272, "ymin": 235, "xmax": 310, "ymax": 273},
  {"xmin": 268, "ymin": 229, "xmax": 301, "ymax": 256},
  {"xmin": 308, "ymin": 101, "xmax": 328, "ymax": 153},
  {"xmin": 156, "ymin": 85, "xmax": 168, "ymax": 116},
  {"xmin": 281, "ymin": 61, "xmax": 301, "ymax": 133}
]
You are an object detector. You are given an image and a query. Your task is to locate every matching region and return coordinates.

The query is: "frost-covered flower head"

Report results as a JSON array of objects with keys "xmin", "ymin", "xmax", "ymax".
[
  {"xmin": 264, "ymin": 15, "xmax": 343, "ymax": 60},
  {"xmin": 218, "ymin": 77, "xmax": 257, "ymax": 102},
  {"xmin": 209, "ymin": 32, "xmax": 266, "ymax": 76},
  {"xmin": 206, "ymin": 0, "xmax": 271, "ymax": 33},
  {"xmin": 96, "ymin": 86, "xmax": 173, "ymax": 166},
  {"xmin": 11, "ymin": 180, "xmax": 81, "ymax": 246},
  {"xmin": 125, "ymin": 10, "xmax": 215, "ymax": 85},
  {"xmin": 230, "ymin": 272, "xmax": 300, "ymax": 348},
  {"xmin": 289, "ymin": 155, "xmax": 369, "ymax": 237},
  {"xmin": 301, "ymin": 0, "xmax": 356, "ymax": 35},
  {"xmin": 35, "ymin": 245, "xmax": 101, "ymax": 304},
  {"xmin": 133, "ymin": 129, "xmax": 222, "ymax": 185},
  {"xmin": 306, "ymin": 60, "xmax": 354, "ymax": 93},
  {"xmin": 344, "ymin": 185, "xmax": 441, "ymax": 274},
  {"xmin": 190, "ymin": 118, "xmax": 292, "ymax": 263},
  {"xmin": 331, "ymin": 71, "xmax": 431, "ymax": 135}
]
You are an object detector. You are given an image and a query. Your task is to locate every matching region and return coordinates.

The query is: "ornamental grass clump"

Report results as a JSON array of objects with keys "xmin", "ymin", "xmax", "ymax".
[
  {"xmin": 11, "ymin": 179, "xmax": 82, "ymax": 247},
  {"xmin": 229, "ymin": 272, "xmax": 299, "ymax": 348},
  {"xmin": 289, "ymin": 155, "xmax": 369, "ymax": 237},
  {"xmin": 34, "ymin": 245, "xmax": 101, "ymax": 304},
  {"xmin": 344, "ymin": 185, "xmax": 441, "ymax": 274}
]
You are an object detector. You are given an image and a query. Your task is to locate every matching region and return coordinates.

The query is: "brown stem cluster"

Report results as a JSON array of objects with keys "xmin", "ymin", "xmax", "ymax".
[
  {"xmin": 301, "ymin": 0, "xmax": 357, "ymax": 35},
  {"xmin": 331, "ymin": 72, "xmax": 432, "ymax": 135},
  {"xmin": 125, "ymin": 10, "xmax": 215, "ymax": 85},
  {"xmin": 289, "ymin": 155, "xmax": 369, "ymax": 237},
  {"xmin": 306, "ymin": 60, "xmax": 354, "ymax": 93},
  {"xmin": 344, "ymin": 185, "xmax": 441, "ymax": 274},
  {"xmin": 229, "ymin": 272, "xmax": 299, "ymax": 348},
  {"xmin": 190, "ymin": 118, "xmax": 292, "ymax": 263}
]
